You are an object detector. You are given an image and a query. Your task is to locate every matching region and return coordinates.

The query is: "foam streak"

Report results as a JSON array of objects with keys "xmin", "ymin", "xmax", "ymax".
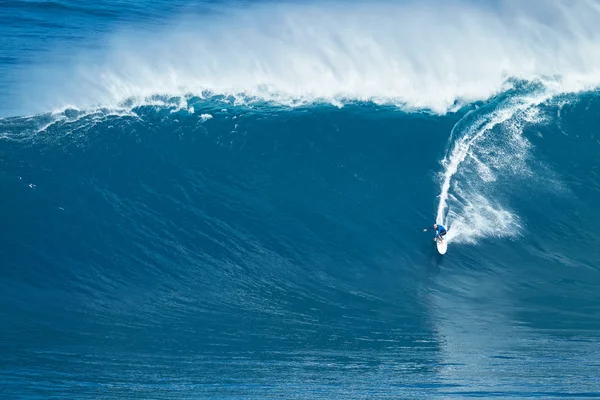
[{"xmin": 436, "ymin": 93, "xmax": 550, "ymax": 243}]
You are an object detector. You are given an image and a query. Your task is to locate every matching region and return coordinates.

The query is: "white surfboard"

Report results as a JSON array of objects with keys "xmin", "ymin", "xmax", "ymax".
[{"xmin": 436, "ymin": 239, "xmax": 447, "ymax": 255}]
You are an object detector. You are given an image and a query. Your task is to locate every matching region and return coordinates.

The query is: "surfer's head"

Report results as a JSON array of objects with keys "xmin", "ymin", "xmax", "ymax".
[{"xmin": 433, "ymin": 224, "xmax": 438, "ymax": 229}]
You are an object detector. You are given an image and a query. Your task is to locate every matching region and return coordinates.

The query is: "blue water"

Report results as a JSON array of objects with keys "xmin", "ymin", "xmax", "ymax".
[{"xmin": 2, "ymin": 1, "xmax": 600, "ymax": 398}]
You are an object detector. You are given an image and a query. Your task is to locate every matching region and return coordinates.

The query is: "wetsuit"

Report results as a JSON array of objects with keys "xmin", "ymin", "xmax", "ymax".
[{"xmin": 426, "ymin": 225, "xmax": 447, "ymax": 239}]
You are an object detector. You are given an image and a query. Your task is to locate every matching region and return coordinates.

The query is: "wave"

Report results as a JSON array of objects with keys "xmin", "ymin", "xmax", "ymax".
[
  {"xmin": 0, "ymin": 87, "xmax": 586, "ymax": 251},
  {"xmin": 3, "ymin": 73, "xmax": 600, "ymax": 398},
  {"xmin": 4, "ymin": 2, "xmax": 600, "ymax": 397},
  {"xmin": 3, "ymin": 80, "xmax": 582, "ymax": 249},
  {"xmin": 13, "ymin": 0, "xmax": 600, "ymax": 116}
]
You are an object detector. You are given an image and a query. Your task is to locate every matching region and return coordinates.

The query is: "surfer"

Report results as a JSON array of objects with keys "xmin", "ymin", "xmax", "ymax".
[{"xmin": 424, "ymin": 224, "xmax": 447, "ymax": 244}]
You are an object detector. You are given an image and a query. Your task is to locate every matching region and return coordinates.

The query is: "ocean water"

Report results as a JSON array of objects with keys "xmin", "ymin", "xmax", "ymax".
[{"xmin": 2, "ymin": 0, "xmax": 600, "ymax": 398}]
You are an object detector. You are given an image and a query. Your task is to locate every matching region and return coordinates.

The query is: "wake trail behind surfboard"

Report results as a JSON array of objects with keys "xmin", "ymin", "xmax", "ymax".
[{"xmin": 435, "ymin": 93, "xmax": 550, "ymax": 244}]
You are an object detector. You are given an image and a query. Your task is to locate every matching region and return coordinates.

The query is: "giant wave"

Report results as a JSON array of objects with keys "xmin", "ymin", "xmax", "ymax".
[{"xmin": 2, "ymin": 0, "xmax": 600, "ymax": 398}]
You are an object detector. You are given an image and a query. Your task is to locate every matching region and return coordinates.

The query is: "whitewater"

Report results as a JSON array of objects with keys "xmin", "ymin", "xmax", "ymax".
[{"xmin": 6, "ymin": 0, "xmax": 600, "ymax": 116}]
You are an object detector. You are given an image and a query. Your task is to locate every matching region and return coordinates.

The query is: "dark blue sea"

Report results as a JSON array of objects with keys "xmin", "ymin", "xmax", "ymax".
[{"xmin": 2, "ymin": 0, "xmax": 600, "ymax": 398}]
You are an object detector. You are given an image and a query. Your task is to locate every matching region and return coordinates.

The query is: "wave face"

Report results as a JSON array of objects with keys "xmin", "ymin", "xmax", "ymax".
[{"xmin": 2, "ymin": 1, "xmax": 600, "ymax": 399}]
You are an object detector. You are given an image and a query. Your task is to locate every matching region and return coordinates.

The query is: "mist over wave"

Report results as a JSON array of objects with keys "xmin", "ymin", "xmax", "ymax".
[{"xmin": 16, "ymin": 0, "xmax": 600, "ymax": 116}]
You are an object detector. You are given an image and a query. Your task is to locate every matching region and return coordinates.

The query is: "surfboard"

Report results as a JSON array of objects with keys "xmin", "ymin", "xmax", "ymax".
[{"xmin": 436, "ymin": 239, "xmax": 447, "ymax": 255}]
